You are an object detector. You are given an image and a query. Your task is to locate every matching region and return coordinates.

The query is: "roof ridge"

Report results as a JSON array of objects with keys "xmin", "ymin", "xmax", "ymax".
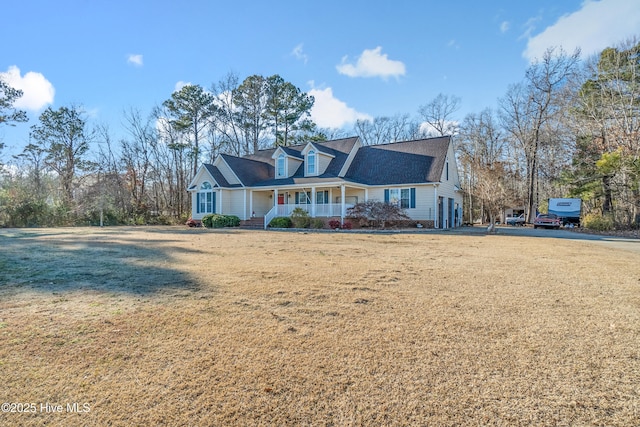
[
  {"xmin": 250, "ymin": 136, "xmax": 359, "ymax": 155},
  {"xmin": 367, "ymin": 135, "xmax": 450, "ymax": 148}
]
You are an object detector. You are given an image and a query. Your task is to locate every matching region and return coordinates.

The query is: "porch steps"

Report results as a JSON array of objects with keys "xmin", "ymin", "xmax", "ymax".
[{"xmin": 239, "ymin": 217, "xmax": 265, "ymax": 229}]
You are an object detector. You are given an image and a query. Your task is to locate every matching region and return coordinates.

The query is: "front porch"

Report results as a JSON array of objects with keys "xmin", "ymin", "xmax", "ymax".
[
  {"xmin": 263, "ymin": 203, "xmax": 353, "ymax": 227},
  {"xmin": 260, "ymin": 185, "xmax": 363, "ymax": 229}
]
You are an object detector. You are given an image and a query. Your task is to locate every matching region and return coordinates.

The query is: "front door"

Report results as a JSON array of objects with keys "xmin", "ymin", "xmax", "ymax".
[{"xmin": 278, "ymin": 194, "xmax": 285, "ymax": 205}]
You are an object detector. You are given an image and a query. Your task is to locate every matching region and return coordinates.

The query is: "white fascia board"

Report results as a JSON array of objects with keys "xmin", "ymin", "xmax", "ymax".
[
  {"xmin": 271, "ymin": 146, "xmax": 287, "ymax": 159},
  {"xmin": 363, "ymin": 182, "xmax": 439, "ymax": 188},
  {"xmin": 338, "ymin": 137, "xmax": 362, "ymax": 177},
  {"xmin": 301, "ymin": 142, "xmax": 335, "ymax": 159},
  {"xmin": 244, "ymin": 180, "xmax": 363, "ymax": 191},
  {"xmin": 187, "ymin": 164, "xmax": 218, "ymax": 191},
  {"xmin": 300, "ymin": 142, "xmax": 316, "ymax": 156},
  {"xmin": 271, "ymin": 146, "xmax": 303, "ymax": 160}
]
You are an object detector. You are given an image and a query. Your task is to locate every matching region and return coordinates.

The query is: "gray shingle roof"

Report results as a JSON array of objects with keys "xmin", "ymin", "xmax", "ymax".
[
  {"xmin": 201, "ymin": 136, "xmax": 449, "ymax": 188},
  {"xmin": 344, "ymin": 137, "xmax": 450, "ymax": 185},
  {"xmin": 220, "ymin": 154, "xmax": 273, "ymax": 186},
  {"xmin": 203, "ymin": 164, "xmax": 233, "ymax": 187},
  {"xmin": 280, "ymin": 147, "xmax": 303, "ymax": 158}
]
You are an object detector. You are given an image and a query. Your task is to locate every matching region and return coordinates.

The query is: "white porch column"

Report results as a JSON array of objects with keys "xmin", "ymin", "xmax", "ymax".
[
  {"xmin": 243, "ymin": 189, "xmax": 247, "ymax": 220},
  {"xmin": 274, "ymin": 188, "xmax": 278, "ymax": 209},
  {"xmin": 218, "ymin": 189, "xmax": 222, "ymax": 214},
  {"xmin": 249, "ymin": 190, "xmax": 253, "ymax": 217},
  {"xmin": 329, "ymin": 188, "xmax": 333, "ymax": 214},
  {"xmin": 364, "ymin": 188, "xmax": 369, "ymax": 202},
  {"xmin": 433, "ymin": 185, "xmax": 438, "ymax": 229},
  {"xmin": 311, "ymin": 187, "xmax": 316, "ymax": 217},
  {"xmin": 340, "ymin": 184, "xmax": 346, "ymax": 223}
]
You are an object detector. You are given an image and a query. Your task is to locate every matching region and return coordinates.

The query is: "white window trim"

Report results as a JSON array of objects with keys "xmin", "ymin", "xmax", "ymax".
[
  {"xmin": 306, "ymin": 150, "xmax": 316, "ymax": 176},
  {"xmin": 388, "ymin": 187, "xmax": 413, "ymax": 209},
  {"xmin": 198, "ymin": 181, "xmax": 214, "ymax": 214},
  {"xmin": 277, "ymin": 154, "xmax": 286, "ymax": 178}
]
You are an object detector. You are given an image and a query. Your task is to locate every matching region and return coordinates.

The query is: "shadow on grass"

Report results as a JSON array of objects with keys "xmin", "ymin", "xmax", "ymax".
[{"xmin": 0, "ymin": 227, "xmax": 206, "ymax": 295}]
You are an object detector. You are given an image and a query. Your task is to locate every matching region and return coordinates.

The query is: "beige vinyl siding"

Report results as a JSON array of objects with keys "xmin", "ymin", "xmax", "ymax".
[
  {"xmin": 344, "ymin": 188, "xmax": 364, "ymax": 204},
  {"xmin": 365, "ymin": 185, "xmax": 438, "ymax": 221},
  {"xmin": 286, "ymin": 158, "xmax": 302, "ymax": 177},
  {"xmin": 251, "ymin": 191, "xmax": 272, "ymax": 217},
  {"xmin": 441, "ymin": 144, "xmax": 462, "ymax": 190},
  {"xmin": 190, "ymin": 193, "xmax": 201, "ymax": 219},
  {"xmin": 366, "ymin": 188, "xmax": 385, "ymax": 203},
  {"xmin": 412, "ymin": 185, "xmax": 436, "ymax": 221},
  {"xmin": 216, "ymin": 160, "xmax": 241, "ymax": 185},
  {"xmin": 190, "ymin": 174, "xmax": 216, "ymax": 220},
  {"xmin": 222, "ymin": 189, "xmax": 245, "ymax": 218},
  {"xmin": 317, "ymin": 153, "xmax": 332, "ymax": 175},
  {"xmin": 439, "ymin": 144, "xmax": 464, "ymax": 208}
]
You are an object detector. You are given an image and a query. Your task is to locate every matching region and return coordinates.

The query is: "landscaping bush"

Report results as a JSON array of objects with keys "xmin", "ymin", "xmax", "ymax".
[
  {"xmin": 202, "ymin": 214, "xmax": 241, "ymax": 228},
  {"xmin": 328, "ymin": 219, "xmax": 352, "ymax": 230},
  {"xmin": 583, "ymin": 213, "xmax": 614, "ymax": 231},
  {"xmin": 290, "ymin": 207, "xmax": 311, "ymax": 228},
  {"xmin": 311, "ymin": 218, "xmax": 325, "ymax": 229},
  {"xmin": 268, "ymin": 216, "xmax": 292, "ymax": 228},
  {"xmin": 328, "ymin": 219, "xmax": 341, "ymax": 229},
  {"xmin": 346, "ymin": 200, "xmax": 410, "ymax": 228}
]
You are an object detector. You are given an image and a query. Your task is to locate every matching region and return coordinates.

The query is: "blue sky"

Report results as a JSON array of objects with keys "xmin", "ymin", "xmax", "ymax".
[{"xmin": 2, "ymin": 0, "xmax": 640, "ymax": 156}]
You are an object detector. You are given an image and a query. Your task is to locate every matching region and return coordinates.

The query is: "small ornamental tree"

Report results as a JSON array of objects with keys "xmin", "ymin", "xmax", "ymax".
[
  {"xmin": 346, "ymin": 200, "xmax": 410, "ymax": 229},
  {"xmin": 290, "ymin": 207, "xmax": 310, "ymax": 228}
]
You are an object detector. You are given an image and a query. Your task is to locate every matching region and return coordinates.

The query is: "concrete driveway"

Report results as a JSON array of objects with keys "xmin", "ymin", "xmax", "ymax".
[{"xmin": 457, "ymin": 225, "xmax": 640, "ymax": 255}]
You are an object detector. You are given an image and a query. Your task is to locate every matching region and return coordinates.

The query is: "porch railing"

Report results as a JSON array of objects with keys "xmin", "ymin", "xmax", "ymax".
[{"xmin": 263, "ymin": 203, "xmax": 354, "ymax": 229}]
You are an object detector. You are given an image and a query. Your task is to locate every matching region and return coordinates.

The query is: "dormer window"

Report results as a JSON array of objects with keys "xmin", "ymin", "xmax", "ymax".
[
  {"xmin": 307, "ymin": 150, "xmax": 316, "ymax": 175},
  {"xmin": 277, "ymin": 154, "xmax": 285, "ymax": 178},
  {"xmin": 300, "ymin": 142, "xmax": 334, "ymax": 176}
]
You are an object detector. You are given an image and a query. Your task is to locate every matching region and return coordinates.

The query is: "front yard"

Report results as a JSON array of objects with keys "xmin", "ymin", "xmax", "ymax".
[{"xmin": 0, "ymin": 227, "xmax": 638, "ymax": 425}]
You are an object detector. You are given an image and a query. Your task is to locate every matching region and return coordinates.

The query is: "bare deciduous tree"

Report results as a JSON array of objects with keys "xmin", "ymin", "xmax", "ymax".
[
  {"xmin": 500, "ymin": 47, "xmax": 580, "ymax": 222},
  {"xmin": 418, "ymin": 93, "xmax": 461, "ymax": 136}
]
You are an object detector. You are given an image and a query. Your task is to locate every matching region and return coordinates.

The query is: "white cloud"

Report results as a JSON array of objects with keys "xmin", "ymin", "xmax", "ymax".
[
  {"xmin": 85, "ymin": 107, "xmax": 100, "ymax": 119},
  {"xmin": 174, "ymin": 81, "xmax": 191, "ymax": 92},
  {"xmin": 419, "ymin": 121, "xmax": 458, "ymax": 137},
  {"xmin": 127, "ymin": 54, "xmax": 143, "ymax": 67},
  {"xmin": 500, "ymin": 21, "xmax": 510, "ymax": 33},
  {"xmin": 291, "ymin": 43, "xmax": 308, "ymax": 64},
  {"xmin": 447, "ymin": 39, "xmax": 460, "ymax": 50},
  {"xmin": 524, "ymin": 0, "xmax": 640, "ymax": 62},
  {"xmin": 336, "ymin": 46, "xmax": 406, "ymax": 79},
  {"xmin": 0, "ymin": 66, "xmax": 54, "ymax": 111},
  {"xmin": 308, "ymin": 83, "xmax": 372, "ymax": 129},
  {"xmin": 521, "ymin": 16, "xmax": 541, "ymax": 41}
]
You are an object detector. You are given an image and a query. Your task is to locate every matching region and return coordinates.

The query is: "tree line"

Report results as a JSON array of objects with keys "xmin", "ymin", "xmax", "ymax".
[{"xmin": 1, "ymin": 36, "xmax": 639, "ymax": 229}]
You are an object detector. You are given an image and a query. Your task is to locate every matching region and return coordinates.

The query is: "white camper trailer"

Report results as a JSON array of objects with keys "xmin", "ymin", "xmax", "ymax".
[{"xmin": 548, "ymin": 198, "xmax": 582, "ymax": 226}]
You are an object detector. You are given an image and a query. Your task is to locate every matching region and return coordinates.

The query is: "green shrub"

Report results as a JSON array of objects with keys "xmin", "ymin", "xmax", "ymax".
[
  {"xmin": 311, "ymin": 218, "xmax": 325, "ymax": 229},
  {"xmin": 202, "ymin": 214, "xmax": 241, "ymax": 228},
  {"xmin": 268, "ymin": 216, "xmax": 292, "ymax": 228},
  {"xmin": 583, "ymin": 213, "xmax": 614, "ymax": 231},
  {"xmin": 290, "ymin": 207, "xmax": 310, "ymax": 228}
]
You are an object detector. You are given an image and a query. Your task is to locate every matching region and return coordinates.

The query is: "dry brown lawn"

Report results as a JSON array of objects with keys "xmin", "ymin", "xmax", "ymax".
[{"xmin": 0, "ymin": 226, "xmax": 639, "ymax": 426}]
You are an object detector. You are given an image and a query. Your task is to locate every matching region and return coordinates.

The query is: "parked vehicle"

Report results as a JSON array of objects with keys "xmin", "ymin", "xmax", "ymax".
[
  {"xmin": 505, "ymin": 213, "xmax": 525, "ymax": 226},
  {"xmin": 533, "ymin": 213, "xmax": 561, "ymax": 229},
  {"xmin": 548, "ymin": 198, "xmax": 581, "ymax": 226}
]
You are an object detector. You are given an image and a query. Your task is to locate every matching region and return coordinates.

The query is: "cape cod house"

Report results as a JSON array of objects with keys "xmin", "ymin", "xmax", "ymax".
[{"xmin": 187, "ymin": 136, "xmax": 462, "ymax": 229}]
